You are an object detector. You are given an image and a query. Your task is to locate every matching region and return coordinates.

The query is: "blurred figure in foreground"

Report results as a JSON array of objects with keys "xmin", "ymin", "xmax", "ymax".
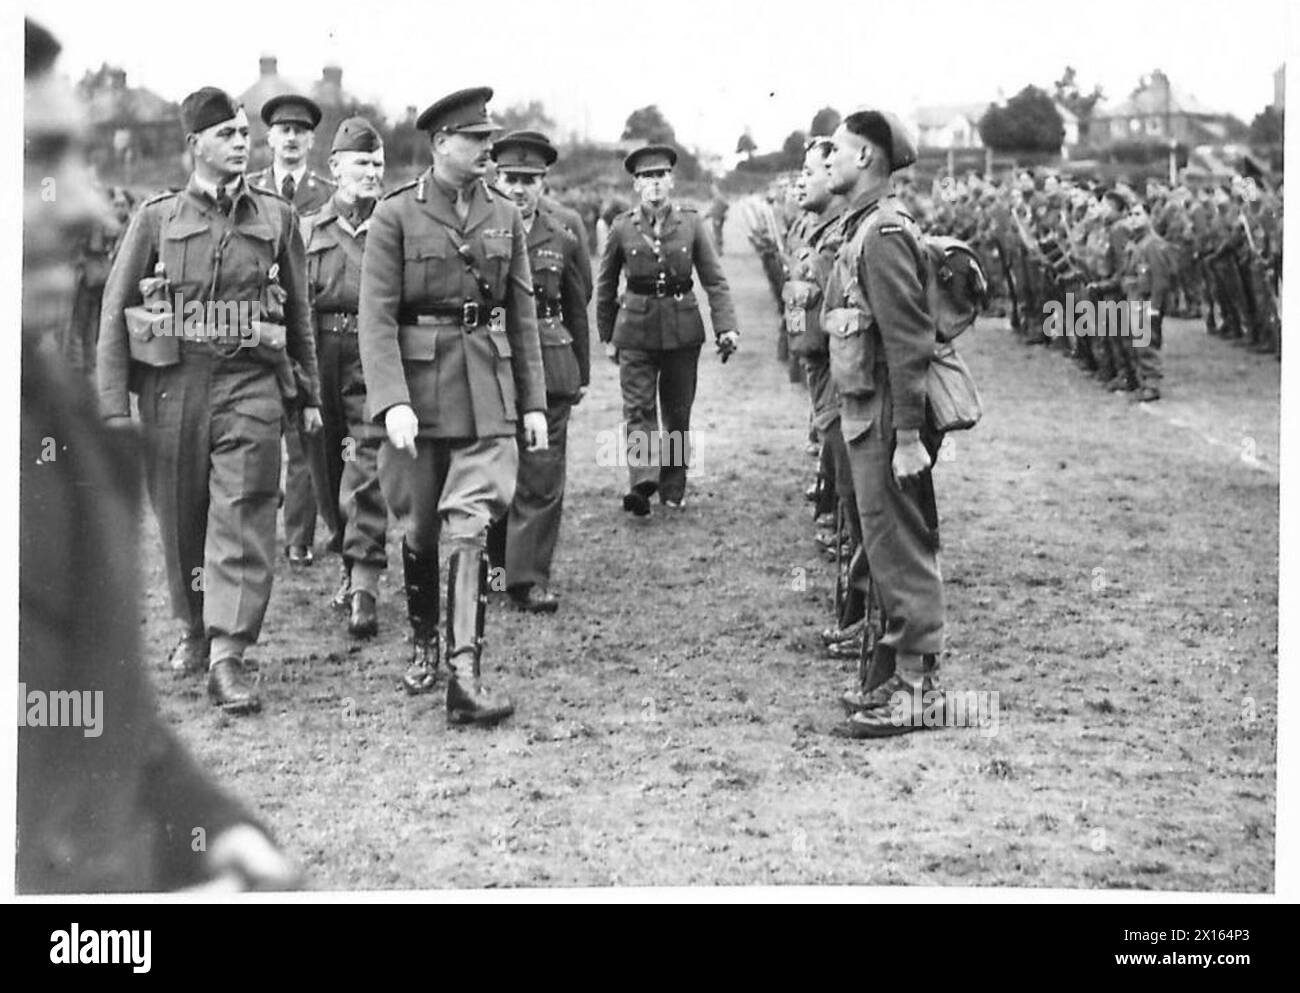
[{"xmin": 19, "ymin": 18, "xmax": 299, "ymax": 892}]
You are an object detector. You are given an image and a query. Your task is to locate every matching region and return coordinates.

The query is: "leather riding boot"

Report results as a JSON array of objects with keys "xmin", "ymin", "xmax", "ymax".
[
  {"xmin": 445, "ymin": 547, "xmax": 515, "ymax": 726},
  {"xmin": 400, "ymin": 540, "xmax": 441, "ymax": 695}
]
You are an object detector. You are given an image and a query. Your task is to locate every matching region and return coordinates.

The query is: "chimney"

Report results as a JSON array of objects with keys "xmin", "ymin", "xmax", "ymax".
[
  {"xmin": 322, "ymin": 65, "xmax": 342, "ymax": 87},
  {"xmin": 260, "ymin": 55, "xmax": 278, "ymax": 76}
]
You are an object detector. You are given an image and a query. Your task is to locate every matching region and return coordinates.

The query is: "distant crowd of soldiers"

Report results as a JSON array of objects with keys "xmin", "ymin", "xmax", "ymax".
[{"xmin": 916, "ymin": 171, "xmax": 1283, "ymax": 391}]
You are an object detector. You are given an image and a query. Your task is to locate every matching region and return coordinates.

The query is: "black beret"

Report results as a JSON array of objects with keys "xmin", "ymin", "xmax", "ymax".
[
  {"xmin": 261, "ymin": 93, "xmax": 322, "ymax": 129},
  {"xmin": 491, "ymin": 130, "xmax": 558, "ymax": 173},
  {"xmin": 332, "ymin": 116, "xmax": 383, "ymax": 153},
  {"xmin": 180, "ymin": 87, "xmax": 240, "ymax": 135},
  {"xmin": 25, "ymin": 18, "xmax": 60, "ymax": 79},
  {"xmin": 844, "ymin": 109, "xmax": 917, "ymax": 172},
  {"xmin": 624, "ymin": 144, "xmax": 678, "ymax": 175},
  {"xmin": 417, "ymin": 86, "xmax": 496, "ymax": 135}
]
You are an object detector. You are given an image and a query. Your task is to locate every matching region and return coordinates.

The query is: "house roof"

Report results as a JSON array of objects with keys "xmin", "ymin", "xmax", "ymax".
[
  {"xmin": 77, "ymin": 66, "xmax": 175, "ymax": 126},
  {"xmin": 911, "ymin": 103, "xmax": 992, "ymax": 129},
  {"xmin": 1095, "ymin": 76, "xmax": 1220, "ymax": 119}
]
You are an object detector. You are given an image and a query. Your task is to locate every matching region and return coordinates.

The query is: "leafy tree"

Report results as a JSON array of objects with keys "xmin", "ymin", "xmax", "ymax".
[
  {"xmin": 781, "ymin": 129, "xmax": 808, "ymax": 163},
  {"xmin": 497, "ymin": 100, "xmax": 557, "ymax": 136},
  {"xmin": 622, "ymin": 105, "xmax": 676, "ymax": 144},
  {"xmin": 1052, "ymin": 66, "xmax": 1104, "ymax": 123},
  {"xmin": 809, "ymin": 106, "xmax": 841, "ymax": 137},
  {"xmin": 979, "ymin": 86, "xmax": 1066, "ymax": 154},
  {"xmin": 1250, "ymin": 105, "xmax": 1285, "ymax": 146},
  {"xmin": 736, "ymin": 132, "xmax": 757, "ymax": 157}
]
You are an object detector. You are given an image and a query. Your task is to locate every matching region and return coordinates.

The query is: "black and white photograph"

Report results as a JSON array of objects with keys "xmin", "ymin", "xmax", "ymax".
[{"xmin": 9, "ymin": 0, "xmax": 1295, "ymax": 909}]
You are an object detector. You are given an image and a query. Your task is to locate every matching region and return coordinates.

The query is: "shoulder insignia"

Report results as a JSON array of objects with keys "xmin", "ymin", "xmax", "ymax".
[
  {"xmin": 310, "ymin": 172, "xmax": 337, "ymax": 188},
  {"xmin": 381, "ymin": 178, "xmax": 420, "ymax": 202},
  {"xmin": 248, "ymin": 185, "xmax": 290, "ymax": 204},
  {"xmin": 143, "ymin": 189, "xmax": 180, "ymax": 207},
  {"xmin": 678, "ymin": 204, "xmax": 698, "ymax": 213},
  {"xmin": 877, "ymin": 224, "xmax": 904, "ymax": 236}
]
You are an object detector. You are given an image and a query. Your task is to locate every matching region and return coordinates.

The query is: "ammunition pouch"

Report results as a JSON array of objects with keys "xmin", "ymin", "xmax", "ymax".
[{"xmin": 124, "ymin": 303, "xmax": 181, "ymax": 367}]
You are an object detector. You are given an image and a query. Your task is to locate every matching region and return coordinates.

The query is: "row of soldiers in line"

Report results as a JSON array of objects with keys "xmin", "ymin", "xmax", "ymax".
[
  {"xmin": 761, "ymin": 167, "xmax": 1283, "ymax": 398},
  {"xmin": 747, "ymin": 151, "xmax": 1285, "ymax": 680},
  {"xmin": 744, "ymin": 125, "xmax": 957, "ymax": 736}
]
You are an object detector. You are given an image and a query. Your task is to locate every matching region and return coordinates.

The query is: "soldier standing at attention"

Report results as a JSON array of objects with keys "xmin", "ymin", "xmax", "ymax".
[
  {"xmin": 485, "ymin": 131, "xmax": 590, "ymax": 613},
  {"xmin": 820, "ymin": 110, "xmax": 946, "ymax": 738},
  {"xmin": 595, "ymin": 144, "xmax": 739, "ymax": 516},
  {"xmin": 358, "ymin": 87, "xmax": 548, "ymax": 725},
  {"xmin": 301, "ymin": 117, "xmax": 390, "ymax": 636},
  {"xmin": 249, "ymin": 94, "xmax": 337, "ymax": 568},
  {"xmin": 98, "ymin": 87, "xmax": 323, "ymax": 715}
]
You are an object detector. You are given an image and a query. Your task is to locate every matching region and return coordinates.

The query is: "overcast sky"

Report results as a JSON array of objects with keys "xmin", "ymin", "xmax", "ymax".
[{"xmin": 26, "ymin": 0, "xmax": 1296, "ymax": 156}]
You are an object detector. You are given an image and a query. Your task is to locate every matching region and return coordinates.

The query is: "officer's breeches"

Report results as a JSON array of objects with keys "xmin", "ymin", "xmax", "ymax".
[
  {"xmin": 380, "ymin": 436, "xmax": 518, "ymax": 557},
  {"xmin": 138, "ymin": 354, "xmax": 282, "ymax": 644},
  {"xmin": 845, "ymin": 385, "xmax": 945, "ymax": 657},
  {"xmin": 618, "ymin": 345, "xmax": 701, "ymax": 501},
  {"xmin": 502, "ymin": 402, "xmax": 571, "ymax": 588}
]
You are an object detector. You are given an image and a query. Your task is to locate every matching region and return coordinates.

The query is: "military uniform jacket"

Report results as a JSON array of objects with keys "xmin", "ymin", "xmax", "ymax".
[
  {"xmin": 358, "ymin": 170, "xmax": 547, "ymax": 439},
  {"xmin": 1090, "ymin": 225, "xmax": 1132, "ymax": 299},
  {"xmin": 783, "ymin": 204, "xmax": 846, "ymax": 357},
  {"xmin": 541, "ymin": 195, "xmax": 593, "ymax": 298},
  {"xmin": 247, "ymin": 166, "xmax": 335, "ymax": 216},
  {"xmin": 595, "ymin": 202, "xmax": 737, "ymax": 350},
  {"xmin": 822, "ymin": 191, "xmax": 933, "ymax": 437},
  {"xmin": 526, "ymin": 209, "xmax": 591, "ymax": 399},
  {"xmin": 302, "ymin": 195, "xmax": 369, "ymax": 317},
  {"xmin": 1124, "ymin": 230, "xmax": 1175, "ymax": 302},
  {"xmin": 97, "ymin": 175, "xmax": 321, "ymax": 418}
]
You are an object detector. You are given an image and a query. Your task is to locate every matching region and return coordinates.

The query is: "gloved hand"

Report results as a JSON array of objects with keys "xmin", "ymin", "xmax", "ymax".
[
  {"xmin": 385, "ymin": 403, "xmax": 419, "ymax": 457},
  {"xmin": 716, "ymin": 330, "xmax": 739, "ymax": 363}
]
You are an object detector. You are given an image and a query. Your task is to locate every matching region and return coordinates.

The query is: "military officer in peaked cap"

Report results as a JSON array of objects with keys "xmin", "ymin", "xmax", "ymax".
[
  {"xmin": 97, "ymin": 86, "xmax": 322, "ymax": 716},
  {"xmin": 358, "ymin": 86, "xmax": 548, "ymax": 726},
  {"xmin": 485, "ymin": 130, "xmax": 590, "ymax": 613},
  {"xmin": 248, "ymin": 93, "xmax": 337, "ymax": 568},
  {"xmin": 595, "ymin": 143, "xmax": 739, "ymax": 516},
  {"xmin": 487, "ymin": 128, "xmax": 591, "ymax": 297},
  {"xmin": 301, "ymin": 116, "xmax": 390, "ymax": 636},
  {"xmin": 819, "ymin": 109, "xmax": 950, "ymax": 737}
]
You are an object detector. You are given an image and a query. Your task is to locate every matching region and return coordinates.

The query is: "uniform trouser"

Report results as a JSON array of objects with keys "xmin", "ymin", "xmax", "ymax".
[
  {"xmin": 317, "ymin": 331, "xmax": 387, "ymax": 572},
  {"xmin": 379, "ymin": 435, "xmax": 518, "ymax": 558},
  {"xmin": 63, "ymin": 282, "xmax": 102, "ymax": 379},
  {"xmin": 1209, "ymin": 256, "xmax": 1245, "ymax": 334},
  {"xmin": 845, "ymin": 383, "xmax": 945, "ymax": 658},
  {"xmin": 618, "ymin": 345, "xmax": 701, "ymax": 503},
  {"xmin": 1243, "ymin": 262, "xmax": 1280, "ymax": 350},
  {"xmin": 1016, "ymin": 257, "xmax": 1046, "ymax": 340},
  {"xmin": 823, "ymin": 418, "xmax": 861, "ymax": 549},
  {"xmin": 486, "ymin": 401, "xmax": 571, "ymax": 589},
  {"xmin": 283, "ymin": 419, "xmax": 323, "ymax": 549},
  {"xmin": 137, "ymin": 350, "xmax": 282, "ymax": 645}
]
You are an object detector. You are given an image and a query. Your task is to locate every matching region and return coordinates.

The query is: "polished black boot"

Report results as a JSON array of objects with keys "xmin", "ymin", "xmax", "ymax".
[
  {"xmin": 445, "ymin": 547, "xmax": 515, "ymax": 726},
  {"xmin": 348, "ymin": 590, "xmax": 379, "ymax": 638},
  {"xmin": 207, "ymin": 657, "xmax": 262, "ymax": 716},
  {"xmin": 400, "ymin": 540, "xmax": 441, "ymax": 695}
]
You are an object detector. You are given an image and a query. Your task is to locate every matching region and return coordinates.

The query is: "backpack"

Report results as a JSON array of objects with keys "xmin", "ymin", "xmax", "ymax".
[{"xmin": 923, "ymin": 236, "xmax": 990, "ymax": 342}]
